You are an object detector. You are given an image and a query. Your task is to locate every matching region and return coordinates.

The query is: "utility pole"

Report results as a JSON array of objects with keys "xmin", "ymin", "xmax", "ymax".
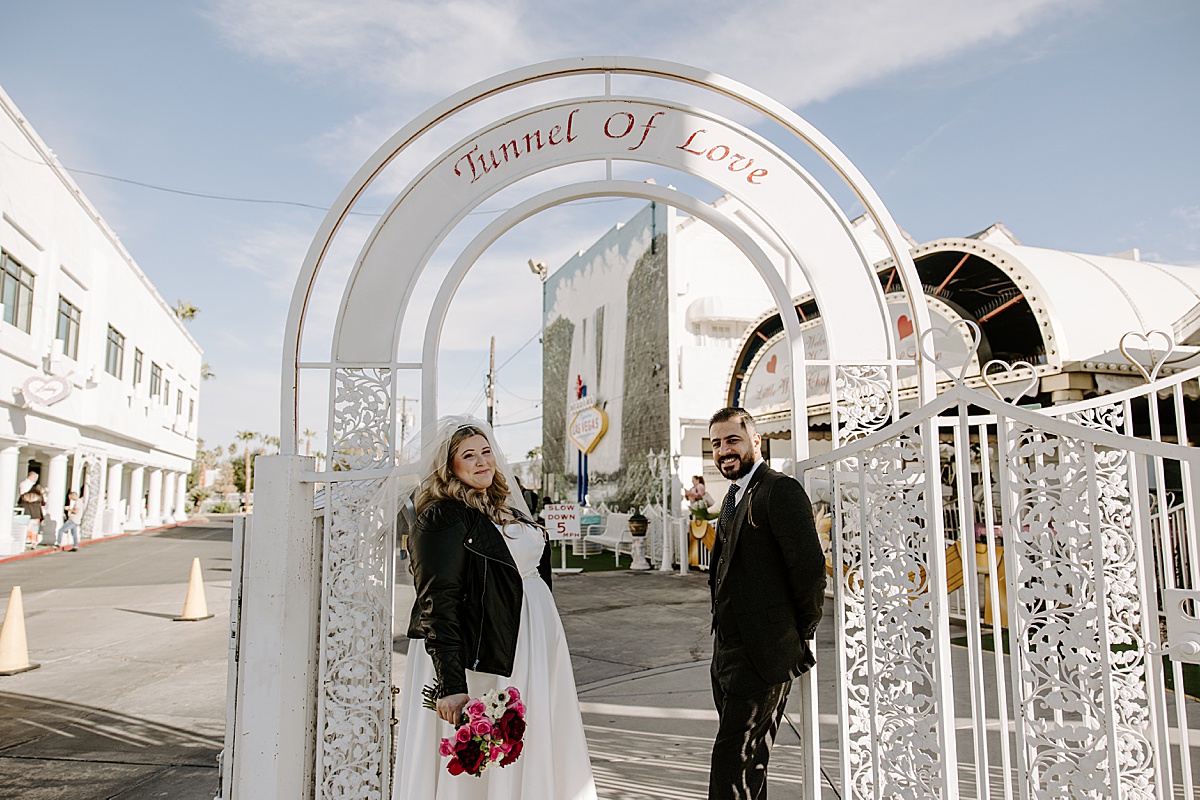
[{"xmin": 487, "ymin": 336, "xmax": 496, "ymax": 426}]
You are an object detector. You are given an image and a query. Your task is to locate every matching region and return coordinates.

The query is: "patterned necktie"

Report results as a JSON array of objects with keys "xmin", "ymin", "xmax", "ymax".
[{"xmin": 718, "ymin": 482, "xmax": 739, "ymax": 536}]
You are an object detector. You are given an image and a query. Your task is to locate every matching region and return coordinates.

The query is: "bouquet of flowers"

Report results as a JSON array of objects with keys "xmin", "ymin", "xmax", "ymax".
[{"xmin": 423, "ymin": 684, "xmax": 527, "ymax": 777}]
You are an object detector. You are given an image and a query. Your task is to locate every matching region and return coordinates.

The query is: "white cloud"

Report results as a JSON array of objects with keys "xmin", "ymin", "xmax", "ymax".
[
  {"xmin": 1176, "ymin": 206, "xmax": 1200, "ymax": 230},
  {"xmin": 654, "ymin": 0, "xmax": 1090, "ymax": 108},
  {"xmin": 205, "ymin": 0, "xmax": 534, "ymax": 97},
  {"xmin": 207, "ymin": 0, "xmax": 1087, "ymax": 110}
]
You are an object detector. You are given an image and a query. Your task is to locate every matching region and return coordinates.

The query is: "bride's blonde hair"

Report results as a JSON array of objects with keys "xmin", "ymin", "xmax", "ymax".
[{"xmin": 414, "ymin": 424, "xmax": 512, "ymax": 523}]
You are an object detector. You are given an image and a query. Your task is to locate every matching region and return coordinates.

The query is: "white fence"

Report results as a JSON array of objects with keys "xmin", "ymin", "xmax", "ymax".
[{"xmin": 800, "ymin": 364, "xmax": 1200, "ymax": 799}]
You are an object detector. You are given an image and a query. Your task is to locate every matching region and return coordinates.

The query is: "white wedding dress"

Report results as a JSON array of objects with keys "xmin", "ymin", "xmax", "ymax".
[{"xmin": 393, "ymin": 521, "xmax": 598, "ymax": 800}]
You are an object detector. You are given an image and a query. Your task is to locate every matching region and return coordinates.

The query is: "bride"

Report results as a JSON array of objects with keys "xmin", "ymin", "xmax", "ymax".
[{"xmin": 392, "ymin": 416, "xmax": 598, "ymax": 800}]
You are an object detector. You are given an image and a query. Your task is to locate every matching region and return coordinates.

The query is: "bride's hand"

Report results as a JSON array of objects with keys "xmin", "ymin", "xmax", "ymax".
[{"xmin": 437, "ymin": 693, "xmax": 470, "ymax": 725}]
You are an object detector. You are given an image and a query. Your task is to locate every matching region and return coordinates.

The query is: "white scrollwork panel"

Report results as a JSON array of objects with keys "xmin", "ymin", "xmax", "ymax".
[
  {"xmin": 1004, "ymin": 424, "xmax": 1155, "ymax": 800},
  {"xmin": 319, "ymin": 367, "xmax": 395, "ymax": 800},
  {"xmin": 1062, "ymin": 402, "xmax": 1126, "ymax": 436},
  {"xmin": 835, "ymin": 365, "xmax": 895, "ymax": 443},
  {"xmin": 834, "ymin": 425, "xmax": 948, "ymax": 798},
  {"xmin": 333, "ymin": 368, "xmax": 393, "ymax": 470}
]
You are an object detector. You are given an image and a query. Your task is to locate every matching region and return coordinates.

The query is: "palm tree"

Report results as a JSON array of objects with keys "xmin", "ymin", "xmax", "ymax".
[
  {"xmin": 236, "ymin": 430, "xmax": 258, "ymax": 500},
  {"xmin": 201, "ymin": 363, "xmax": 215, "ymax": 380},
  {"xmin": 302, "ymin": 428, "xmax": 318, "ymax": 457},
  {"xmin": 174, "ymin": 300, "xmax": 200, "ymax": 321}
]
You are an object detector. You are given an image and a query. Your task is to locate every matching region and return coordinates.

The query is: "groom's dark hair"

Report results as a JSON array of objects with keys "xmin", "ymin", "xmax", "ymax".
[{"xmin": 708, "ymin": 407, "xmax": 757, "ymax": 434}]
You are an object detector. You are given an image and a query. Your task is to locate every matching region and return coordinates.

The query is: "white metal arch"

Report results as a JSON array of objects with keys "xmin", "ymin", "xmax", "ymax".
[
  {"xmin": 280, "ymin": 56, "xmax": 934, "ymax": 453},
  {"xmin": 333, "ymin": 96, "xmax": 891, "ymax": 369},
  {"xmin": 417, "ymin": 179, "xmax": 811, "ymax": 449},
  {"xmin": 242, "ymin": 56, "xmax": 944, "ymax": 800}
]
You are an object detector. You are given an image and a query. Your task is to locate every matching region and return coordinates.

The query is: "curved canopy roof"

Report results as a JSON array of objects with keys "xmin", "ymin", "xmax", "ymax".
[{"xmin": 916, "ymin": 233, "xmax": 1200, "ymax": 365}]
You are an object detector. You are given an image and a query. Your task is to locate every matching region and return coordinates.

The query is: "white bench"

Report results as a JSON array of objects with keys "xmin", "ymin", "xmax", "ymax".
[
  {"xmin": 585, "ymin": 512, "xmax": 632, "ymax": 566},
  {"xmin": 570, "ymin": 525, "xmax": 603, "ymax": 557}
]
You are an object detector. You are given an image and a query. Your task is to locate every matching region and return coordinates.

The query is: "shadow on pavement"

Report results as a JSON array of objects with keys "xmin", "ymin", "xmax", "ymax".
[
  {"xmin": 117, "ymin": 608, "xmax": 180, "ymax": 621},
  {"xmin": 149, "ymin": 525, "xmax": 232, "ymax": 542},
  {"xmin": 0, "ymin": 691, "xmax": 219, "ymax": 800}
]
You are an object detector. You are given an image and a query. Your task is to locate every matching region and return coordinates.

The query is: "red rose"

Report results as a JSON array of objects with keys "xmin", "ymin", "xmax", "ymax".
[
  {"xmin": 495, "ymin": 709, "xmax": 526, "ymax": 743},
  {"xmin": 456, "ymin": 739, "xmax": 487, "ymax": 775},
  {"xmin": 499, "ymin": 739, "xmax": 523, "ymax": 767},
  {"xmin": 447, "ymin": 759, "xmax": 465, "ymax": 776}
]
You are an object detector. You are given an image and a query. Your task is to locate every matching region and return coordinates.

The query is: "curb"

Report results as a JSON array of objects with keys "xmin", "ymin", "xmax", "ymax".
[{"xmin": 0, "ymin": 518, "xmax": 212, "ymax": 565}]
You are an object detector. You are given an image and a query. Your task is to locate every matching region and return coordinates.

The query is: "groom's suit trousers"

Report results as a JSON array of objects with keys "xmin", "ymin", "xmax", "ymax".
[{"xmin": 708, "ymin": 626, "xmax": 791, "ymax": 800}]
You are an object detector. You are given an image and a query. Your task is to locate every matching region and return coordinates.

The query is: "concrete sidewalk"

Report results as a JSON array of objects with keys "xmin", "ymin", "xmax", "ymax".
[{"xmin": 1, "ymin": 525, "xmax": 827, "ymax": 799}]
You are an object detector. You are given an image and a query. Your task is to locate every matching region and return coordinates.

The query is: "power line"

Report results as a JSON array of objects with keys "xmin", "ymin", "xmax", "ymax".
[
  {"xmin": 494, "ymin": 414, "xmax": 542, "ymax": 428},
  {"xmin": 496, "ymin": 379, "xmax": 540, "ymax": 403},
  {"xmin": 67, "ymin": 166, "xmax": 384, "ymax": 215},
  {"xmin": 495, "ymin": 328, "xmax": 542, "ymax": 373},
  {"xmin": 4, "ymin": 141, "xmax": 633, "ymax": 219}
]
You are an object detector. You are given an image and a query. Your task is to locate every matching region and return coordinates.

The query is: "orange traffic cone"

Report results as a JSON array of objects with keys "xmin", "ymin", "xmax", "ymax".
[
  {"xmin": 174, "ymin": 558, "xmax": 214, "ymax": 622},
  {"xmin": 0, "ymin": 586, "xmax": 40, "ymax": 675}
]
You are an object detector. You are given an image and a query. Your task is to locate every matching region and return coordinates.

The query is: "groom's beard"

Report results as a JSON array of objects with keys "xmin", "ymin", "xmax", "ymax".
[{"xmin": 717, "ymin": 452, "xmax": 754, "ymax": 480}]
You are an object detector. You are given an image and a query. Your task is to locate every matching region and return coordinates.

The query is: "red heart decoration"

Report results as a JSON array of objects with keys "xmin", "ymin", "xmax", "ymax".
[
  {"xmin": 766, "ymin": 354, "xmax": 777, "ymax": 373},
  {"xmin": 897, "ymin": 315, "xmax": 914, "ymax": 340}
]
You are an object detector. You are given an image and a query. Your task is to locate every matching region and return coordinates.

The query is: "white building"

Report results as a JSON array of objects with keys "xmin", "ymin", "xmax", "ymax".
[
  {"xmin": 0, "ymin": 85, "xmax": 201, "ymax": 553},
  {"xmin": 545, "ymin": 197, "xmax": 1200, "ymax": 512}
]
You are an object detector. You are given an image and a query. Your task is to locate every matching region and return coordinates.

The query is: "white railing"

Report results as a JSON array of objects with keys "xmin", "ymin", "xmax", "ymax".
[{"xmin": 801, "ymin": 382, "xmax": 1200, "ymax": 800}]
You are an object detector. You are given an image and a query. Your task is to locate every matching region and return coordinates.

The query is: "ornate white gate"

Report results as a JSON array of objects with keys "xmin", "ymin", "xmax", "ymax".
[{"xmin": 802, "ymin": 346, "xmax": 1200, "ymax": 799}]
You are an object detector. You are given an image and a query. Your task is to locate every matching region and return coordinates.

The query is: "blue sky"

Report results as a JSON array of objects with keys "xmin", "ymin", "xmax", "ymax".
[{"xmin": 2, "ymin": 0, "xmax": 1197, "ymax": 460}]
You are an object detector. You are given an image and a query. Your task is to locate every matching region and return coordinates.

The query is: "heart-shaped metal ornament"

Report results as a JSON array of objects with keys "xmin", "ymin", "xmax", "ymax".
[
  {"xmin": 918, "ymin": 319, "xmax": 981, "ymax": 384},
  {"xmin": 982, "ymin": 359, "xmax": 1038, "ymax": 403},
  {"xmin": 1118, "ymin": 329, "xmax": 1175, "ymax": 384}
]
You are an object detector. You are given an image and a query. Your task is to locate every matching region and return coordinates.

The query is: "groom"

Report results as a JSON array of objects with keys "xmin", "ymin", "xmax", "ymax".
[{"xmin": 706, "ymin": 407, "xmax": 826, "ymax": 800}]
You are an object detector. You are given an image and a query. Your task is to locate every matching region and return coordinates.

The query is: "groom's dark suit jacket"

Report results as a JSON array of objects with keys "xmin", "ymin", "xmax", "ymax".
[{"xmin": 709, "ymin": 465, "xmax": 826, "ymax": 687}]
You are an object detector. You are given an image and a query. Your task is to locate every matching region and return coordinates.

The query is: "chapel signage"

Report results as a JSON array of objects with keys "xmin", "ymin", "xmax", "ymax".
[
  {"xmin": 21, "ymin": 375, "xmax": 71, "ymax": 407},
  {"xmin": 448, "ymin": 101, "xmax": 772, "ymax": 190}
]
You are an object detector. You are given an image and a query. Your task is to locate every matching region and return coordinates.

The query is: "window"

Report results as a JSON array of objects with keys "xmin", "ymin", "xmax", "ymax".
[
  {"xmin": 1, "ymin": 250, "xmax": 34, "ymax": 333},
  {"xmin": 56, "ymin": 296, "xmax": 81, "ymax": 359},
  {"xmin": 133, "ymin": 348, "xmax": 143, "ymax": 385},
  {"xmin": 149, "ymin": 362, "xmax": 162, "ymax": 398},
  {"xmin": 176, "ymin": 389, "xmax": 183, "ymax": 415},
  {"xmin": 163, "ymin": 378, "xmax": 171, "ymax": 406},
  {"xmin": 188, "ymin": 398, "xmax": 194, "ymax": 423},
  {"xmin": 105, "ymin": 325, "xmax": 125, "ymax": 378}
]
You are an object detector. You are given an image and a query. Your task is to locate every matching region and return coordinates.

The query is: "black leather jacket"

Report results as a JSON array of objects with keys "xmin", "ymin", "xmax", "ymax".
[{"xmin": 406, "ymin": 500, "xmax": 552, "ymax": 697}]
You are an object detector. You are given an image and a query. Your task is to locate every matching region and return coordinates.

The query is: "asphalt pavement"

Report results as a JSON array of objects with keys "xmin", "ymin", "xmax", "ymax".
[
  {"xmin": 0, "ymin": 521, "xmax": 231, "ymax": 800},
  {"xmin": 0, "ymin": 520, "xmax": 836, "ymax": 800}
]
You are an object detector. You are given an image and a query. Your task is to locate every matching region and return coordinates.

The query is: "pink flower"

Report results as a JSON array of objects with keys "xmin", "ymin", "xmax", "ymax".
[
  {"xmin": 470, "ymin": 719, "xmax": 493, "ymax": 736},
  {"xmin": 439, "ymin": 738, "xmax": 455, "ymax": 757},
  {"xmin": 506, "ymin": 687, "xmax": 521, "ymax": 703},
  {"xmin": 466, "ymin": 700, "xmax": 486, "ymax": 718},
  {"xmin": 510, "ymin": 701, "xmax": 526, "ymax": 716},
  {"xmin": 455, "ymin": 725, "xmax": 472, "ymax": 743}
]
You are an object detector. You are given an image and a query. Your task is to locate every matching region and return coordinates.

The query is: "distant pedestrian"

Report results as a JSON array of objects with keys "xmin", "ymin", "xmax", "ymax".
[
  {"xmin": 18, "ymin": 470, "xmax": 38, "ymax": 496},
  {"xmin": 18, "ymin": 485, "xmax": 45, "ymax": 549},
  {"xmin": 57, "ymin": 490, "xmax": 83, "ymax": 552}
]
